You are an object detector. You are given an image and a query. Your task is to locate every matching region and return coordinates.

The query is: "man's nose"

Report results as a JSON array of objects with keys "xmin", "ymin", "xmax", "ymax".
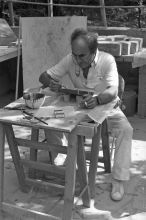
[{"xmin": 76, "ymin": 55, "xmax": 82, "ymax": 63}]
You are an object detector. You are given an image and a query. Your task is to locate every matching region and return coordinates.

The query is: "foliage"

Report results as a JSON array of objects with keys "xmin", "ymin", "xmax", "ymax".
[{"xmin": 0, "ymin": 0, "xmax": 146, "ymax": 28}]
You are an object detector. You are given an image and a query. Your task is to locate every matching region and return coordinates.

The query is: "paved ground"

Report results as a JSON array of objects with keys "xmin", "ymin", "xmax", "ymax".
[{"xmin": 0, "ymin": 94, "xmax": 146, "ymax": 220}]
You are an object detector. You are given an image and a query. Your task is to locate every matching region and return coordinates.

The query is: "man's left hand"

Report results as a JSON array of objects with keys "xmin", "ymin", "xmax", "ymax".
[{"xmin": 80, "ymin": 94, "xmax": 97, "ymax": 109}]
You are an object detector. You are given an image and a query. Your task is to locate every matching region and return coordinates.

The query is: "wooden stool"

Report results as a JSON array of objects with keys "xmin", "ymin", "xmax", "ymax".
[
  {"xmin": 84, "ymin": 119, "xmax": 111, "ymax": 198},
  {"xmin": 3, "ymin": 124, "xmax": 91, "ymax": 220}
]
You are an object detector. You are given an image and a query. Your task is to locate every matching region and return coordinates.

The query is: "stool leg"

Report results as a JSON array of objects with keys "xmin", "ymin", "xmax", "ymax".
[
  {"xmin": 63, "ymin": 133, "xmax": 78, "ymax": 220},
  {"xmin": 101, "ymin": 119, "xmax": 111, "ymax": 173},
  {"xmin": 29, "ymin": 128, "xmax": 39, "ymax": 178},
  {"xmin": 0, "ymin": 123, "xmax": 5, "ymax": 209},
  {"xmin": 77, "ymin": 136, "xmax": 90, "ymax": 207},
  {"xmin": 4, "ymin": 124, "xmax": 27, "ymax": 192},
  {"xmin": 88, "ymin": 125, "xmax": 101, "ymax": 198}
]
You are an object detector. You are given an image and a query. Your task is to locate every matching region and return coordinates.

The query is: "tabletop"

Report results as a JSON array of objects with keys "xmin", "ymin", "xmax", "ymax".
[
  {"xmin": 0, "ymin": 94, "xmax": 117, "ymax": 133},
  {"xmin": 0, "ymin": 46, "xmax": 19, "ymax": 62}
]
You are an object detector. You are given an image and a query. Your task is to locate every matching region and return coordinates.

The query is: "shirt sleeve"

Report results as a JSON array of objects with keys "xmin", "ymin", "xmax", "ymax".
[
  {"xmin": 101, "ymin": 53, "xmax": 119, "ymax": 88},
  {"xmin": 46, "ymin": 54, "xmax": 71, "ymax": 81}
]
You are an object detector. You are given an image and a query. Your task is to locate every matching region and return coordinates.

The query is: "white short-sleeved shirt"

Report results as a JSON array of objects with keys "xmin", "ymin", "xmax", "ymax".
[{"xmin": 47, "ymin": 49, "xmax": 119, "ymax": 94}]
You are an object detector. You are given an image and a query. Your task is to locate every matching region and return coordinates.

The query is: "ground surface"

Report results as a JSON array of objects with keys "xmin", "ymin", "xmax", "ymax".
[
  {"xmin": 0, "ymin": 114, "xmax": 145, "ymax": 220},
  {"xmin": 0, "ymin": 93, "xmax": 146, "ymax": 219}
]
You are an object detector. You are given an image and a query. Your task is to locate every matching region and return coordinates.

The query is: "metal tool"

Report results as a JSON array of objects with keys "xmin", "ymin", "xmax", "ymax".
[
  {"xmin": 22, "ymin": 110, "xmax": 48, "ymax": 125},
  {"xmin": 54, "ymin": 109, "xmax": 65, "ymax": 118}
]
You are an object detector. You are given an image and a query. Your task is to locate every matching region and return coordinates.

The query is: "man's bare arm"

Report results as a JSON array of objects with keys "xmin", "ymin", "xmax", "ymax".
[
  {"xmin": 97, "ymin": 86, "xmax": 118, "ymax": 105},
  {"xmin": 39, "ymin": 72, "xmax": 52, "ymax": 88}
]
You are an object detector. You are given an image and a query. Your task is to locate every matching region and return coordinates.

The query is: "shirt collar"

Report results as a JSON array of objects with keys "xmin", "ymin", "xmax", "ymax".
[{"xmin": 91, "ymin": 49, "xmax": 99, "ymax": 68}]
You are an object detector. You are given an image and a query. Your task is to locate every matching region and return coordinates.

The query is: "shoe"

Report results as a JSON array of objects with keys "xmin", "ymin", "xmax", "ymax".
[{"xmin": 111, "ymin": 179, "xmax": 124, "ymax": 201}]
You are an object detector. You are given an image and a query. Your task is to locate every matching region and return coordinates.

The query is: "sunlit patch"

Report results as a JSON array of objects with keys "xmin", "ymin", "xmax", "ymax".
[
  {"xmin": 132, "ymin": 139, "xmax": 146, "ymax": 161},
  {"xmin": 16, "ymin": 202, "xmax": 44, "ymax": 212}
]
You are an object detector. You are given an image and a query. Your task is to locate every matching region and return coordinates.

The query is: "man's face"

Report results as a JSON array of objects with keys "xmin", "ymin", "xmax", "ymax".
[{"xmin": 71, "ymin": 37, "xmax": 93, "ymax": 69}]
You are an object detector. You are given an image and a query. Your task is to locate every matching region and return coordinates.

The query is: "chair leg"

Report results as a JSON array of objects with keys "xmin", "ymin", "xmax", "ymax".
[
  {"xmin": 29, "ymin": 128, "xmax": 39, "ymax": 178},
  {"xmin": 88, "ymin": 125, "xmax": 101, "ymax": 198},
  {"xmin": 101, "ymin": 119, "xmax": 111, "ymax": 173}
]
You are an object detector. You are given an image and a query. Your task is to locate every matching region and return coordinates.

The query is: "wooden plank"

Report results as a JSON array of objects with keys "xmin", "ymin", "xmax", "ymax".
[
  {"xmin": 75, "ymin": 122, "xmax": 98, "ymax": 137},
  {"xmin": 4, "ymin": 124, "xmax": 27, "ymax": 192},
  {"xmin": 21, "ymin": 159, "xmax": 65, "ymax": 177},
  {"xmin": 77, "ymin": 136, "xmax": 90, "ymax": 207},
  {"xmin": 29, "ymin": 128, "xmax": 39, "ymax": 178},
  {"xmin": 16, "ymin": 137, "xmax": 67, "ymax": 153},
  {"xmin": 15, "ymin": 18, "xmax": 21, "ymax": 100},
  {"xmin": 101, "ymin": 120, "xmax": 111, "ymax": 173},
  {"xmin": 0, "ymin": 123, "xmax": 5, "ymax": 209},
  {"xmin": 3, "ymin": 202, "xmax": 61, "ymax": 220},
  {"xmin": 62, "ymin": 133, "xmax": 78, "ymax": 220},
  {"xmin": 26, "ymin": 177, "xmax": 64, "ymax": 190},
  {"xmin": 88, "ymin": 125, "xmax": 101, "ymax": 198}
]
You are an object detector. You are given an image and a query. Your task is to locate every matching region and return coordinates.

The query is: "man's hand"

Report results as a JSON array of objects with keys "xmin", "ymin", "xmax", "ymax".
[
  {"xmin": 49, "ymin": 78, "xmax": 61, "ymax": 92},
  {"xmin": 39, "ymin": 72, "xmax": 61, "ymax": 92},
  {"xmin": 80, "ymin": 94, "xmax": 97, "ymax": 109}
]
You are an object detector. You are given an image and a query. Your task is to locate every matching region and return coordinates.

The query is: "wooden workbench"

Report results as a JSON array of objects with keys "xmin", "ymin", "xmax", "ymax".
[{"xmin": 0, "ymin": 95, "xmax": 115, "ymax": 220}]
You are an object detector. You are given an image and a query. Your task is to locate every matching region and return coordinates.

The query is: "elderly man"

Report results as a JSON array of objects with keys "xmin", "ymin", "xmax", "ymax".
[{"xmin": 39, "ymin": 28, "xmax": 133, "ymax": 201}]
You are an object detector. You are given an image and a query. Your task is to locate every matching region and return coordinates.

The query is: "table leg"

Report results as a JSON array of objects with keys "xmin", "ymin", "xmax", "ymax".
[
  {"xmin": 62, "ymin": 133, "xmax": 78, "ymax": 220},
  {"xmin": 101, "ymin": 120, "xmax": 111, "ymax": 173},
  {"xmin": 88, "ymin": 125, "xmax": 101, "ymax": 198},
  {"xmin": 29, "ymin": 128, "xmax": 39, "ymax": 178},
  {"xmin": 77, "ymin": 136, "xmax": 90, "ymax": 207},
  {"xmin": 0, "ymin": 123, "xmax": 5, "ymax": 210},
  {"xmin": 4, "ymin": 124, "xmax": 27, "ymax": 192}
]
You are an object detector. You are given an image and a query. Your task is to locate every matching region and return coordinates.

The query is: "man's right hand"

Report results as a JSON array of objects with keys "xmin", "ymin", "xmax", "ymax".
[{"xmin": 39, "ymin": 72, "xmax": 61, "ymax": 92}]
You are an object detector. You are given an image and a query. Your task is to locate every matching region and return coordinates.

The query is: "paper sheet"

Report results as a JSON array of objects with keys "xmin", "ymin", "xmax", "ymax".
[
  {"xmin": 87, "ymin": 99, "xmax": 117, "ymax": 124},
  {"xmin": 35, "ymin": 105, "xmax": 76, "ymax": 118}
]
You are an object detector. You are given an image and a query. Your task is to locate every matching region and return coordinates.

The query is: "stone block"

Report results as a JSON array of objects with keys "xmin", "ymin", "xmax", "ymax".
[
  {"xmin": 98, "ymin": 36, "xmax": 113, "ymax": 41},
  {"xmin": 112, "ymin": 35, "xmax": 127, "ymax": 41},
  {"xmin": 121, "ymin": 41, "xmax": 131, "ymax": 55},
  {"xmin": 128, "ymin": 37, "xmax": 143, "ymax": 51},
  {"xmin": 130, "ymin": 40, "xmax": 139, "ymax": 54},
  {"xmin": 98, "ymin": 41, "xmax": 122, "ymax": 56}
]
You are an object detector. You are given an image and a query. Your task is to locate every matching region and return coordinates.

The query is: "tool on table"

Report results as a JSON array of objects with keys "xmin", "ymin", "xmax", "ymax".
[
  {"xmin": 54, "ymin": 109, "xmax": 65, "ymax": 118},
  {"xmin": 22, "ymin": 110, "xmax": 48, "ymax": 125},
  {"xmin": 46, "ymin": 75, "xmax": 94, "ymax": 97}
]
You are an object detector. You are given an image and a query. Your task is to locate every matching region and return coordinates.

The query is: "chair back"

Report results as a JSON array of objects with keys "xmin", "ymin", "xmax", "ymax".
[{"xmin": 118, "ymin": 74, "xmax": 125, "ymax": 100}]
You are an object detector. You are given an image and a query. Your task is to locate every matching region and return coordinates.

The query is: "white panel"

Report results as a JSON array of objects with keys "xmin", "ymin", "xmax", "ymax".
[{"xmin": 21, "ymin": 16, "xmax": 87, "ymax": 89}]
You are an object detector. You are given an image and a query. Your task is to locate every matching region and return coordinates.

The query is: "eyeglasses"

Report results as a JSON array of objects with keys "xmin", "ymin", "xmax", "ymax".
[
  {"xmin": 72, "ymin": 52, "xmax": 96, "ymax": 77},
  {"xmin": 72, "ymin": 52, "xmax": 91, "ymax": 62}
]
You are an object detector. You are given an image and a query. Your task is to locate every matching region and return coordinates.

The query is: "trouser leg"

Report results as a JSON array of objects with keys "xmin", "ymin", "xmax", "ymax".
[{"xmin": 107, "ymin": 107, "xmax": 133, "ymax": 181}]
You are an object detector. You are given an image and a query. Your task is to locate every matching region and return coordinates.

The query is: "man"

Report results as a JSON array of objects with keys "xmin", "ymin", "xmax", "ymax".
[{"xmin": 39, "ymin": 28, "xmax": 133, "ymax": 201}]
